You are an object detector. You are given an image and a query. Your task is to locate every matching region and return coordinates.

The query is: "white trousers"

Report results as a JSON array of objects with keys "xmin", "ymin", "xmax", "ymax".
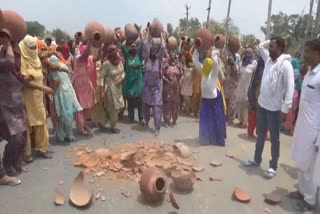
[{"xmin": 298, "ymin": 150, "xmax": 319, "ymax": 206}]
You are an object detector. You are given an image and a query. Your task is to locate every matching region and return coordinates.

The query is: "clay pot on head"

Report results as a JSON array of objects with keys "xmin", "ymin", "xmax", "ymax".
[
  {"xmin": 228, "ymin": 37, "xmax": 241, "ymax": 54},
  {"xmin": 166, "ymin": 36, "xmax": 177, "ymax": 51},
  {"xmin": 139, "ymin": 167, "xmax": 168, "ymax": 203},
  {"xmin": 214, "ymin": 34, "xmax": 226, "ymax": 49},
  {"xmin": 84, "ymin": 21, "xmax": 105, "ymax": 44},
  {"xmin": 2, "ymin": 10, "xmax": 26, "ymax": 42},
  {"xmin": 194, "ymin": 28, "xmax": 214, "ymax": 51},
  {"xmin": 125, "ymin": 23, "xmax": 139, "ymax": 42},
  {"xmin": 104, "ymin": 27, "xmax": 115, "ymax": 45},
  {"xmin": 171, "ymin": 170, "xmax": 196, "ymax": 192},
  {"xmin": 115, "ymin": 27, "xmax": 125, "ymax": 43},
  {"xmin": 149, "ymin": 19, "xmax": 164, "ymax": 38}
]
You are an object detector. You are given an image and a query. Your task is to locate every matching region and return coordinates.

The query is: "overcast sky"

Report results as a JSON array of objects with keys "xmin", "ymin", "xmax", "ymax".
[{"xmin": 1, "ymin": 0, "xmax": 310, "ymax": 39}]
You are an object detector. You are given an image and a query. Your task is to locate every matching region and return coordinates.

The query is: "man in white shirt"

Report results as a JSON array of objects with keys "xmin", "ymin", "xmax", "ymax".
[
  {"xmin": 289, "ymin": 39, "xmax": 320, "ymax": 212},
  {"xmin": 244, "ymin": 37, "xmax": 294, "ymax": 179}
]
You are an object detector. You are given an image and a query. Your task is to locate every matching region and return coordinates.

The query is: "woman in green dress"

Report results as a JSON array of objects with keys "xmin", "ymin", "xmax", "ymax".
[{"xmin": 121, "ymin": 43, "xmax": 144, "ymax": 125}]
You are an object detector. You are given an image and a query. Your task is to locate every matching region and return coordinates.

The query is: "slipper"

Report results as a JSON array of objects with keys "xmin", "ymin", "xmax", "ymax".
[
  {"xmin": 264, "ymin": 168, "xmax": 277, "ymax": 179},
  {"xmin": 0, "ymin": 175, "xmax": 21, "ymax": 186},
  {"xmin": 243, "ymin": 160, "xmax": 260, "ymax": 167}
]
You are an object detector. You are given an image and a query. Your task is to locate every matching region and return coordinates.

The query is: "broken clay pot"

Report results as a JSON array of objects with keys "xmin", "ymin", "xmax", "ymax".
[
  {"xmin": 55, "ymin": 189, "xmax": 65, "ymax": 206},
  {"xmin": 174, "ymin": 143, "xmax": 191, "ymax": 158},
  {"xmin": 233, "ymin": 187, "xmax": 251, "ymax": 203},
  {"xmin": 192, "ymin": 164, "xmax": 205, "ymax": 172},
  {"xmin": 171, "ymin": 170, "xmax": 196, "ymax": 192},
  {"xmin": 139, "ymin": 167, "xmax": 168, "ymax": 203},
  {"xmin": 69, "ymin": 171, "xmax": 93, "ymax": 207},
  {"xmin": 169, "ymin": 191, "xmax": 180, "ymax": 210},
  {"xmin": 265, "ymin": 193, "xmax": 282, "ymax": 205},
  {"xmin": 95, "ymin": 148, "xmax": 110, "ymax": 159}
]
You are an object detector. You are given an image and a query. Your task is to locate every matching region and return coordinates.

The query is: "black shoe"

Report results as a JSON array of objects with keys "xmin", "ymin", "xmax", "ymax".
[
  {"xmin": 111, "ymin": 128, "xmax": 120, "ymax": 134},
  {"xmin": 37, "ymin": 151, "xmax": 52, "ymax": 159},
  {"xmin": 294, "ymin": 200, "xmax": 316, "ymax": 212}
]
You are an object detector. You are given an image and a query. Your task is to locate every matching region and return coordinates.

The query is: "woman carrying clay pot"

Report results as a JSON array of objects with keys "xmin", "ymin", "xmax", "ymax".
[
  {"xmin": 99, "ymin": 45, "xmax": 125, "ymax": 134},
  {"xmin": 121, "ymin": 42, "xmax": 144, "ymax": 125},
  {"xmin": 162, "ymin": 51, "xmax": 182, "ymax": 127},
  {"xmin": 72, "ymin": 39, "xmax": 94, "ymax": 136},
  {"xmin": 141, "ymin": 34, "xmax": 165, "ymax": 136},
  {"xmin": 19, "ymin": 35, "xmax": 54, "ymax": 162},
  {"xmin": 193, "ymin": 44, "xmax": 226, "ymax": 146},
  {"xmin": 0, "ymin": 30, "xmax": 35, "ymax": 184}
]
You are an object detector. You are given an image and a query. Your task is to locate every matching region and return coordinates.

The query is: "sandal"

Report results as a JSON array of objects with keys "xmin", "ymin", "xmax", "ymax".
[
  {"xmin": 0, "ymin": 175, "xmax": 21, "ymax": 186},
  {"xmin": 80, "ymin": 130, "xmax": 90, "ymax": 136},
  {"xmin": 264, "ymin": 168, "xmax": 277, "ymax": 179},
  {"xmin": 243, "ymin": 160, "xmax": 260, "ymax": 167},
  {"xmin": 288, "ymin": 191, "xmax": 304, "ymax": 200}
]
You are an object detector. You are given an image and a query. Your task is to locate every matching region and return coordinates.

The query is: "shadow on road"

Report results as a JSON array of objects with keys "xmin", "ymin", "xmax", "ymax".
[
  {"xmin": 237, "ymin": 133, "xmax": 256, "ymax": 143},
  {"xmin": 280, "ymin": 163, "xmax": 298, "ymax": 180}
]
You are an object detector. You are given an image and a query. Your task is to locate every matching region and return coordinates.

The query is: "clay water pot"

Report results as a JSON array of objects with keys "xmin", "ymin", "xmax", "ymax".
[
  {"xmin": 194, "ymin": 28, "xmax": 213, "ymax": 51},
  {"xmin": 139, "ymin": 167, "xmax": 168, "ymax": 203},
  {"xmin": 2, "ymin": 10, "xmax": 27, "ymax": 42},
  {"xmin": 125, "ymin": 23, "xmax": 139, "ymax": 42},
  {"xmin": 115, "ymin": 27, "xmax": 125, "ymax": 43},
  {"xmin": 184, "ymin": 38, "xmax": 194, "ymax": 51},
  {"xmin": 75, "ymin": 32, "xmax": 83, "ymax": 40},
  {"xmin": 214, "ymin": 33, "xmax": 226, "ymax": 49},
  {"xmin": 104, "ymin": 27, "xmax": 115, "ymax": 45},
  {"xmin": 228, "ymin": 37, "xmax": 241, "ymax": 53},
  {"xmin": 171, "ymin": 170, "xmax": 196, "ymax": 192},
  {"xmin": 166, "ymin": 36, "xmax": 177, "ymax": 51},
  {"xmin": 69, "ymin": 171, "xmax": 92, "ymax": 207},
  {"xmin": 149, "ymin": 19, "xmax": 164, "ymax": 38},
  {"xmin": 84, "ymin": 21, "xmax": 105, "ymax": 43}
]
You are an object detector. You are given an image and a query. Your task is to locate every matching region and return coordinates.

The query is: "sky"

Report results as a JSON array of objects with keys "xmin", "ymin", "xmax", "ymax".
[{"xmin": 1, "ymin": 0, "xmax": 311, "ymax": 39}]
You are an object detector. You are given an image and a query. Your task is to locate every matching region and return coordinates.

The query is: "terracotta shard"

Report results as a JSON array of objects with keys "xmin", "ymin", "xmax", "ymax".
[
  {"xmin": 264, "ymin": 208, "xmax": 272, "ymax": 214},
  {"xmin": 73, "ymin": 159, "xmax": 82, "ymax": 167},
  {"xmin": 225, "ymin": 152, "xmax": 235, "ymax": 158},
  {"xmin": 95, "ymin": 171, "xmax": 105, "ymax": 177},
  {"xmin": 265, "ymin": 193, "xmax": 282, "ymax": 205},
  {"xmin": 58, "ymin": 181, "xmax": 64, "ymax": 186},
  {"xmin": 69, "ymin": 171, "xmax": 93, "ymax": 207},
  {"xmin": 95, "ymin": 192, "xmax": 102, "ymax": 200},
  {"xmin": 192, "ymin": 165, "xmax": 205, "ymax": 172},
  {"xmin": 210, "ymin": 161, "xmax": 223, "ymax": 167},
  {"xmin": 171, "ymin": 170, "xmax": 196, "ymax": 192},
  {"xmin": 196, "ymin": 175, "xmax": 203, "ymax": 181},
  {"xmin": 101, "ymin": 195, "xmax": 106, "ymax": 201},
  {"xmin": 121, "ymin": 191, "xmax": 131, "ymax": 198},
  {"xmin": 169, "ymin": 192, "xmax": 180, "ymax": 210},
  {"xmin": 233, "ymin": 187, "xmax": 251, "ymax": 203},
  {"xmin": 209, "ymin": 177, "xmax": 223, "ymax": 182},
  {"xmin": 95, "ymin": 148, "xmax": 111, "ymax": 158},
  {"xmin": 174, "ymin": 143, "xmax": 191, "ymax": 158},
  {"xmin": 55, "ymin": 189, "xmax": 65, "ymax": 206}
]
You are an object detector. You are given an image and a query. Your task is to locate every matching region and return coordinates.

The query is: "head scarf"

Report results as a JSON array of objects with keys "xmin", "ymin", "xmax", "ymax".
[
  {"xmin": 19, "ymin": 35, "xmax": 42, "ymax": 68},
  {"xmin": 79, "ymin": 44, "xmax": 89, "ymax": 64},
  {"xmin": 49, "ymin": 55, "xmax": 68, "ymax": 71},
  {"xmin": 37, "ymin": 39, "xmax": 47, "ymax": 52},
  {"xmin": 61, "ymin": 43, "xmax": 70, "ymax": 60},
  {"xmin": 242, "ymin": 48, "xmax": 254, "ymax": 67},
  {"xmin": 107, "ymin": 44, "xmax": 121, "ymax": 66}
]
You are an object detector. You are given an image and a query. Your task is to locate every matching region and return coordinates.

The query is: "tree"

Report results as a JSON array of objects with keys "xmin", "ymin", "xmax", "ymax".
[
  {"xmin": 167, "ymin": 23, "xmax": 174, "ymax": 36},
  {"xmin": 26, "ymin": 21, "xmax": 45, "ymax": 38},
  {"xmin": 178, "ymin": 17, "xmax": 201, "ymax": 38},
  {"xmin": 222, "ymin": 17, "xmax": 240, "ymax": 38},
  {"xmin": 241, "ymin": 34, "xmax": 259, "ymax": 50},
  {"xmin": 51, "ymin": 28, "xmax": 71, "ymax": 44},
  {"xmin": 207, "ymin": 18, "xmax": 240, "ymax": 38}
]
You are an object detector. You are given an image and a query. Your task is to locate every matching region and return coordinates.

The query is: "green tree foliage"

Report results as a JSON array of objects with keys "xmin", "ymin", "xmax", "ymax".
[
  {"xmin": 51, "ymin": 28, "xmax": 72, "ymax": 44},
  {"xmin": 241, "ymin": 34, "xmax": 259, "ymax": 50},
  {"xmin": 26, "ymin": 21, "xmax": 45, "ymax": 38},
  {"xmin": 178, "ymin": 17, "xmax": 201, "ymax": 38},
  {"xmin": 207, "ymin": 18, "xmax": 240, "ymax": 38},
  {"xmin": 166, "ymin": 23, "xmax": 174, "ymax": 36}
]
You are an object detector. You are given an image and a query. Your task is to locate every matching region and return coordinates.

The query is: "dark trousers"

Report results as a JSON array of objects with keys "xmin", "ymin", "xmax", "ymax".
[
  {"xmin": 127, "ymin": 97, "xmax": 143, "ymax": 122},
  {"xmin": 254, "ymin": 106, "xmax": 280, "ymax": 170}
]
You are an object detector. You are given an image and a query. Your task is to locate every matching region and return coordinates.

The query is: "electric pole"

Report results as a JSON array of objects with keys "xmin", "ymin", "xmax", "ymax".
[
  {"xmin": 266, "ymin": 0, "xmax": 273, "ymax": 40},
  {"xmin": 225, "ymin": 0, "xmax": 232, "ymax": 44},
  {"xmin": 306, "ymin": 0, "xmax": 315, "ymax": 39},
  {"xmin": 313, "ymin": 0, "xmax": 320, "ymax": 37},
  {"xmin": 185, "ymin": 3, "xmax": 191, "ymax": 35},
  {"xmin": 206, "ymin": 0, "xmax": 212, "ymax": 29}
]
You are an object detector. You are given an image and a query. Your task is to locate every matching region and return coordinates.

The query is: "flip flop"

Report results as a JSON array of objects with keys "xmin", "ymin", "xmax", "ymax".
[{"xmin": 0, "ymin": 175, "xmax": 21, "ymax": 186}]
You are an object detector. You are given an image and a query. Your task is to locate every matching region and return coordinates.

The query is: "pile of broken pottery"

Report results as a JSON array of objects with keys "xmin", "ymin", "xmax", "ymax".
[{"xmin": 70, "ymin": 142, "xmax": 198, "ymax": 183}]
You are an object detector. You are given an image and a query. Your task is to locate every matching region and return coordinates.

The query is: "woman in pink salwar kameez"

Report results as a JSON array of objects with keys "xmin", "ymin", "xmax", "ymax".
[{"xmin": 72, "ymin": 43, "xmax": 93, "ymax": 135}]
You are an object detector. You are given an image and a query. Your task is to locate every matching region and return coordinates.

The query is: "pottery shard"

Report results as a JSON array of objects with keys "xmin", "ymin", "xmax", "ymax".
[
  {"xmin": 69, "ymin": 171, "xmax": 93, "ymax": 207},
  {"xmin": 225, "ymin": 152, "xmax": 235, "ymax": 158},
  {"xmin": 121, "ymin": 191, "xmax": 131, "ymax": 198},
  {"xmin": 95, "ymin": 148, "xmax": 111, "ymax": 159},
  {"xmin": 210, "ymin": 161, "xmax": 223, "ymax": 167},
  {"xmin": 101, "ymin": 195, "xmax": 106, "ymax": 201},
  {"xmin": 171, "ymin": 170, "xmax": 196, "ymax": 192},
  {"xmin": 233, "ymin": 187, "xmax": 251, "ymax": 203},
  {"xmin": 55, "ymin": 189, "xmax": 65, "ymax": 206},
  {"xmin": 113, "ymin": 161, "xmax": 124, "ymax": 170},
  {"xmin": 192, "ymin": 164, "xmax": 205, "ymax": 172},
  {"xmin": 80, "ymin": 154, "xmax": 98, "ymax": 168},
  {"xmin": 169, "ymin": 192, "xmax": 180, "ymax": 210},
  {"xmin": 95, "ymin": 171, "xmax": 105, "ymax": 177},
  {"xmin": 209, "ymin": 177, "xmax": 223, "ymax": 182},
  {"xmin": 120, "ymin": 150, "xmax": 136, "ymax": 161},
  {"xmin": 95, "ymin": 192, "xmax": 102, "ymax": 200},
  {"xmin": 174, "ymin": 143, "xmax": 191, "ymax": 158},
  {"xmin": 265, "ymin": 193, "xmax": 282, "ymax": 205}
]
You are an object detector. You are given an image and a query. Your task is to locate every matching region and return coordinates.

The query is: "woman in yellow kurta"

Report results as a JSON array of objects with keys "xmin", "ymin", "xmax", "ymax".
[{"xmin": 19, "ymin": 35, "xmax": 53, "ymax": 162}]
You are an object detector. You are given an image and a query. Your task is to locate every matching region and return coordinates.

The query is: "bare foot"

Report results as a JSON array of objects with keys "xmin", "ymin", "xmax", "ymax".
[{"xmin": 0, "ymin": 175, "xmax": 21, "ymax": 186}]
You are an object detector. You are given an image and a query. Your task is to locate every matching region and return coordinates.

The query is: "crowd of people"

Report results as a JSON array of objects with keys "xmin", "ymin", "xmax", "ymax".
[{"xmin": 0, "ymin": 16, "xmax": 319, "ymax": 212}]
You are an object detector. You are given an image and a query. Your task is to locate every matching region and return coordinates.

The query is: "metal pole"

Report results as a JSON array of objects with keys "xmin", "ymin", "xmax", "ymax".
[
  {"xmin": 206, "ymin": 0, "xmax": 212, "ymax": 29},
  {"xmin": 306, "ymin": 0, "xmax": 315, "ymax": 39},
  {"xmin": 185, "ymin": 4, "xmax": 191, "ymax": 35},
  {"xmin": 224, "ymin": 0, "xmax": 232, "ymax": 50},
  {"xmin": 313, "ymin": 0, "xmax": 320, "ymax": 37},
  {"xmin": 266, "ymin": 0, "xmax": 273, "ymax": 40}
]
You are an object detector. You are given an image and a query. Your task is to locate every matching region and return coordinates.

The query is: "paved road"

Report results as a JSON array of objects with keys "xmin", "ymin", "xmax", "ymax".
[{"xmin": 0, "ymin": 114, "xmax": 318, "ymax": 214}]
